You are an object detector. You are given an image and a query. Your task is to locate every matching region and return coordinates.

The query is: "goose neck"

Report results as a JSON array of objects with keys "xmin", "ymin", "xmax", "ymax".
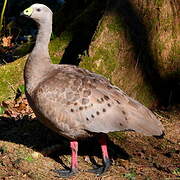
[{"xmin": 33, "ymin": 22, "xmax": 52, "ymax": 56}]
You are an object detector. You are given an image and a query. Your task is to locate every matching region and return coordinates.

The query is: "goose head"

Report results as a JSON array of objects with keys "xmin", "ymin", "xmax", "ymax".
[{"xmin": 21, "ymin": 4, "xmax": 52, "ymax": 24}]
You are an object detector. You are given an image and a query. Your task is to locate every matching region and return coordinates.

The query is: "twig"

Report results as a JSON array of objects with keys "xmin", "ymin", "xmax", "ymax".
[
  {"xmin": 153, "ymin": 111, "xmax": 168, "ymax": 120},
  {"xmin": 0, "ymin": 0, "xmax": 8, "ymax": 33},
  {"xmin": 2, "ymin": 58, "xmax": 8, "ymax": 64},
  {"xmin": 6, "ymin": 80, "xmax": 16, "ymax": 93}
]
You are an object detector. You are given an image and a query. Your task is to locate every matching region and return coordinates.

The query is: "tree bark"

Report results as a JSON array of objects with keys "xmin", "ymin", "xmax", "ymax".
[{"xmin": 74, "ymin": 0, "xmax": 179, "ymax": 108}]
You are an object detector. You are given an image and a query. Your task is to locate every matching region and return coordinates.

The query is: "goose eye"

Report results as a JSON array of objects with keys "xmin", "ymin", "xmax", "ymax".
[{"xmin": 37, "ymin": 8, "xmax": 41, "ymax": 12}]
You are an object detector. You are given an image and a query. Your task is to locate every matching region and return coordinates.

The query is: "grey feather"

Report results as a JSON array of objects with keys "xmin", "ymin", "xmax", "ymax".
[{"xmin": 24, "ymin": 4, "xmax": 164, "ymax": 140}]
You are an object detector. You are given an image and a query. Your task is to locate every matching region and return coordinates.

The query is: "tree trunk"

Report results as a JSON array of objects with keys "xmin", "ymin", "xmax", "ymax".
[{"xmin": 56, "ymin": 0, "xmax": 179, "ymax": 108}]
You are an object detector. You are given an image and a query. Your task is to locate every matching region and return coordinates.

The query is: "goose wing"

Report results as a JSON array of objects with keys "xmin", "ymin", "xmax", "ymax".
[{"xmin": 31, "ymin": 65, "xmax": 164, "ymax": 137}]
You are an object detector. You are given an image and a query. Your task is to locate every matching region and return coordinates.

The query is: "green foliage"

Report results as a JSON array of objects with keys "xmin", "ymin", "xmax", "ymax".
[
  {"xmin": 49, "ymin": 33, "xmax": 72, "ymax": 64},
  {"xmin": 0, "ymin": 145, "xmax": 7, "ymax": 154},
  {"xmin": 172, "ymin": 168, "xmax": 180, "ymax": 176},
  {"xmin": 109, "ymin": 132, "xmax": 126, "ymax": 141},
  {"xmin": 18, "ymin": 84, "xmax": 25, "ymax": 94},
  {"xmin": 0, "ymin": 57, "xmax": 25, "ymax": 102},
  {"xmin": 24, "ymin": 155, "xmax": 34, "ymax": 163},
  {"xmin": 15, "ymin": 148, "xmax": 35, "ymax": 163},
  {"xmin": 108, "ymin": 16, "xmax": 123, "ymax": 32},
  {"xmin": 135, "ymin": 84, "xmax": 154, "ymax": 107},
  {"xmin": 13, "ymin": 42, "xmax": 34, "ymax": 58},
  {"xmin": 0, "ymin": 106, "xmax": 5, "ymax": 114},
  {"xmin": 80, "ymin": 44, "xmax": 119, "ymax": 81},
  {"xmin": 50, "ymin": 32, "xmax": 57, "ymax": 40},
  {"xmin": 144, "ymin": 177, "xmax": 152, "ymax": 180},
  {"xmin": 123, "ymin": 168, "xmax": 137, "ymax": 180},
  {"xmin": 155, "ymin": 0, "xmax": 164, "ymax": 7}
]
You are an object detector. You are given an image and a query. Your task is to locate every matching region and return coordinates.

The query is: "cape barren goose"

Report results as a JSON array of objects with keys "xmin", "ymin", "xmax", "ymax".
[{"xmin": 21, "ymin": 4, "xmax": 164, "ymax": 177}]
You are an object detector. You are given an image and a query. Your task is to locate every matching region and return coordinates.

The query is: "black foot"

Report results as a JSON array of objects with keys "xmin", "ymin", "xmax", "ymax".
[
  {"xmin": 52, "ymin": 168, "xmax": 78, "ymax": 178},
  {"xmin": 87, "ymin": 159, "xmax": 111, "ymax": 176}
]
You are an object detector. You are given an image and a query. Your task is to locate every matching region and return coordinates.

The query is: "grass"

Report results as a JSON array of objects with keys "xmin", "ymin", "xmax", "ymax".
[
  {"xmin": 0, "ymin": 106, "xmax": 5, "ymax": 114},
  {"xmin": 172, "ymin": 168, "xmax": 180, "ymax": 176},
  {"xmin": 155, "ymin": 0, "xmax": 164, "ymax": 6},
  {"xmin": 15, "ymin": 146, "xmax": 36, "ymax": 163},
  {"xmin": 123, "ymin": 168, "xmax": 137, "ymax": 180},
  {"xmin": 0, "ymin": 145, "xmax": 7, "ymax": 154},
  {"xmin": 49, "ymin": 32, "xmax": 72, "ymax": 64},
  {"xmin": 0, "ymin": 57, "xmax": 25, "ymax": 102},
  {"xmin": 24, "ymin": 155, "xmax": 34, "ymax": 163},
  {"xmin": 135, "ymin": 84, "xmax": 155, "ymax": 107},
  {"xmin": 107, "ymin": 15, "xmax": 124, "ymax": 32}
]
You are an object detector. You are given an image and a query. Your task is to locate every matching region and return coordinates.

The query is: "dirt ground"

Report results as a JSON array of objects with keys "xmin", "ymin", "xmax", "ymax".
[{"xmin": 0, "ymin": 96, "xmax": 179, "ymax": 180}]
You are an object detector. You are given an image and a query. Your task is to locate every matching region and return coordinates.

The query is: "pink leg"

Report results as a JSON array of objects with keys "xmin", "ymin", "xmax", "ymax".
[
  {"xmin": 53, "ymin": 141, "xmax": 78, "ymax": 177},
  {"xmin": 70, "ymin": 141, "xmax": 78, "ymax": 170},
  {"xmin": 98, "ymin": 134, "xmax": 109, "ymax": 160},
  {"xmin": 88, "ymin": 134, "xmax": 111, "ymax": 176}
]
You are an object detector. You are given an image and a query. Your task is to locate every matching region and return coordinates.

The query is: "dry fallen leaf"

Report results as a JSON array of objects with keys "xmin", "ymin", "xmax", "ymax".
[{"xmin": 2, "ymin": 36, "xmax": 13, "ymax": 47}]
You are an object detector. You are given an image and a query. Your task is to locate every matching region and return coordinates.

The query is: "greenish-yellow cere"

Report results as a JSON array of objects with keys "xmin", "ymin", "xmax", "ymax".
[{"xmin": 23, "ymin": 7, "xmax": 33, "ymax": 16}]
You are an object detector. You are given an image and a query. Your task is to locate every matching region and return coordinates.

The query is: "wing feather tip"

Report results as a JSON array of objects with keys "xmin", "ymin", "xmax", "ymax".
[{"xmin": 153, "ymin": 131, "xmax": 165, "ymax": 139}]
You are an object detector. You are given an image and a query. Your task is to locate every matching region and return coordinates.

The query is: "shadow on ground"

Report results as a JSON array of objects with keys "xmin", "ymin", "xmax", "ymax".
[{"xmin": 0, "ymin": 115, "xmax": 130, "ymax": 167}]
